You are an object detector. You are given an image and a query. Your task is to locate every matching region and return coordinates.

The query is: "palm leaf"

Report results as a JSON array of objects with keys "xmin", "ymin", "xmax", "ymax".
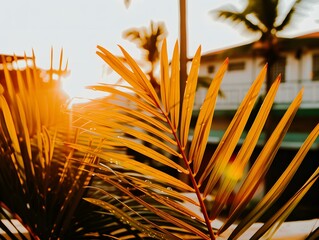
[
  {"xmin": 89, "ymin": 173, "xmax": 210, "ymax": 239},
  {"xmin": 218, "ymin": 88, "xmax": 303, "ymax": 235},
  {"xmin": 69, "ymin": 41, "xmax": 316, "ymax": 239},
  {"xmin": 119, "ymin": 45, "xmax": 161, "ymax": 107},
  {"xmin": 87, "ymin": 84, "xmax": 166, "ymax": 121},
  {"xmin": 160, "ymin": 39, "xmax": 170, "ymax": 114},
  {"xmin": 69, "ymin": 41, "xmax": 319, "ymax": 240},
  {"xmin": 189, "ymin": 58, "xmax": 228, "ymax": 175},
  {"xmin": 96, "ymin": 46, "xmax": 158, "ymax": 105},
  {"xmin": 200, "ymin": 64, "xmax": 267, "ymax": 197},
  {"xmin": 208, "ymin": 75, "xmax": 281, "ymax": 220},
  {"xmin": 180, "ymin": 46, "xmax": 201, "ymax": 148},
  {"xmin": 226, "ymin": 123, "xmax": 319, "ymax": 239},
  {"xmin": 67, "ymin": 143, "xmax": 192, "ymax": 192},
  {"xmin": 169, "ymin": 41, "xmax": 181, "ymax": 130},
  {"xmin": 231, "ymin": 88, "xmax": 302, "ymax": 211},
  {"xmin": 276, "ymin": 0, "xmax": 305, "ymax": 31},
  {"xmin": 213, "ymin": 9, "xmax": 262, "ymax": 33},
  {"xmin": 0, "ymin": 54, "xmax": 121, "ymax": 239},
  {"xmin": 250, "ymin": 167, "xmax": 319, "ymax": 240},
  {"xmin": 84, "ymin": 198, "xmax": 172, "ymax": 240}
]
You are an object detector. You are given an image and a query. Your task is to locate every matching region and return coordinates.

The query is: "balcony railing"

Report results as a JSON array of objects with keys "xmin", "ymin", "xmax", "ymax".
[{"xmin": 195, "ymin": 80, "xmax": 319, "ymax": 110}]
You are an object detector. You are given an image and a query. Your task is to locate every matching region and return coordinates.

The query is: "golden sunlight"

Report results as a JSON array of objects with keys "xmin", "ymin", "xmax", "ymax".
[{"xmin": 61, "ymin": 76, "xmax": 113, "ymax": 108}]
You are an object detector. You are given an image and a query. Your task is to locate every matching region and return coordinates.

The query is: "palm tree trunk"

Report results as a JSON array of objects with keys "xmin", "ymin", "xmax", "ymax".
[{"xmin": 264, "ymin": 37, "xmax": 278, "ymax": 138}]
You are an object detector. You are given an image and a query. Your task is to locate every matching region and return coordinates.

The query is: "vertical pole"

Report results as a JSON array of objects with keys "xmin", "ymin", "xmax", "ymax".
[
  {"xmin": 179, "ymin": 0, "xmax": 187, "ymax": 103},
  {"xmin": 178, "ymin": 0, "xmax": 189, "ymax": 184}
]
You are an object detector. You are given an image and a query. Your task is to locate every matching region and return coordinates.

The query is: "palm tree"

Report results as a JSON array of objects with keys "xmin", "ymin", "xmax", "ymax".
[
  {"xmin": 123, "ymin": 0, "xmax": 188, "ymax": 101},
  {"xmin": 212, "ymin": 0, "xmax": 310, "ymax": 92},
  {"xmin": 123, "ymin": 21, "xmax": 167, "ymax": 91}
]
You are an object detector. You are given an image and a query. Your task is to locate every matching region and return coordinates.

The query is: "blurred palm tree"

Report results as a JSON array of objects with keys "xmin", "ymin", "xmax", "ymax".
[
  {"xmin": 212, "ymin": 0, "xmax": 311, "ymax": 91},
  {"xmin": 123, "ymin": 0, "xmax": 188, "ymax": 100},
  {"xmin": 123, "ymin": 21, "xmax": 167, "ymax": 91},
  {"xmin": 124, "ymin": 0, "xmax": 131, "ymax": 8}
]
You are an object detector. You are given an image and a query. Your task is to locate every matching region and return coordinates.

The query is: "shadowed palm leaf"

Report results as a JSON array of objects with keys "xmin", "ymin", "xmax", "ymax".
[{"xmin": 0, "ymin": 53, "xmax": 151, "ymax": 239}]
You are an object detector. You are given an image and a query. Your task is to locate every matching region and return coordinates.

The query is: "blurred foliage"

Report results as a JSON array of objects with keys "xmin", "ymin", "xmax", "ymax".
[
  {"xmin": 123, "ymin": 21, "xmax": 167, "ymax": 91},
  {"xmin": 211, "ymin": 0, "xmax": 314, "ymax": 92}
]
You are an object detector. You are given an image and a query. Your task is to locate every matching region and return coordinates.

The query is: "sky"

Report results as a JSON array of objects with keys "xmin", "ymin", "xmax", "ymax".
[{"xmin": 1, "ymin": 0, "xmax": 319, "ymax": 99}]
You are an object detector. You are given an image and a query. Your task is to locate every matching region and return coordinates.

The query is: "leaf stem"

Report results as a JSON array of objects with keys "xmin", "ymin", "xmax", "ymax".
[{"xmin": 165, "ymin": 115, "xmax": 215, "ymax": 240}]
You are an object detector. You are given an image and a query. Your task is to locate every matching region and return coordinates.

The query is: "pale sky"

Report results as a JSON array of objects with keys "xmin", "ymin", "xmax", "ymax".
[{"xmin": 1, "ymin": 0, "xmax": 319, "ymax": 99}]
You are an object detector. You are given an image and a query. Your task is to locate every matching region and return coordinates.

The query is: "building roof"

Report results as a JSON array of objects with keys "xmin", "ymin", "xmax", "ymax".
[
  {"xmin": 296, "ymin": 31, "xmax": 319, "ymax": 39},
  {"xmin": 200, "ymin": 31, "xmax": 319, "ymax": 62}
]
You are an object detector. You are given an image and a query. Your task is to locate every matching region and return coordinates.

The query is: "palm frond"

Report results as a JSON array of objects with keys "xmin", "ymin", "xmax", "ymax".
[
  {"xmin": 276, "ymin": 0, "xmax": 309, "ymax": 31},
  {"xmin": 189, "ymin": 58, "xmax": 228, "ymax": 175},
  {"xmin": 0, "ymin": 54, "xmax": 121, "ymax": 239},
  {"xmin": 212, "ymin": 8, "xmax": 262, "ymax": 33},
  {"xmin": 207, "ymin": 75, "xmax": 281, "ymax": 220},
  {"xmin": 225, "ymin": 123, "xmax": 319, "ymax": 239},
  {"xmin": 199, "ymin": 64, "xmax": 267, "ymax": 196},
  {"xmin": 70, "ymin": 42, "xmax": 319, "ymax": 239},
  {"xmin": 250, "ymin": 167, "xmax": 319, "ymax": 240}
]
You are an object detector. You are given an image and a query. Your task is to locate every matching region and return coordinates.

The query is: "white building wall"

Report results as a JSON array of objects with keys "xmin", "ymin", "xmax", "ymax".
[
  {"xmin": 285, "ymin": 52, "xmax": 299, "ymax": 83},
  {"xmin": 196, "ymin": 48, "xmax": 319, "ymax": 110},
  {"xmin": 222, "ymin": 58, "xmax": 252, "ymax": 85},
  {"xmin": 303, "ymin": 49, "xmax": 319, "ymax": 80},
  {"xmin": 302, "ymin": 52, "xmax": 313, "ymax": 80}
]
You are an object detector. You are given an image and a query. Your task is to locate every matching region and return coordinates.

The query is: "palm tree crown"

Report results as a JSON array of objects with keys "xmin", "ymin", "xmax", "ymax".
[
  {"xmin": 213, "ymin": 0, "xmax": 310, "ymax": 90},
  {"xmin": 123, "ymin": 21, "xmax": 167, "ymax": 90},
  {"xmin": 215, "ymin": 0, "xmax": 307, "ymax": 41}
]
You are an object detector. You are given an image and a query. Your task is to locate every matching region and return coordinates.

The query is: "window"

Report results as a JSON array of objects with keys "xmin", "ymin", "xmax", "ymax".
[
  {"xmin": 270, "ymin": 57, "xmax": 286, "ymax": 82},
  {"xmin": 207, "ymin": 65, "xmax": 215, "ymax": 74},
  {"xmin": 228, "ymin": 62, "xmax": 245, "ymax": 71},
  {"xmin": 313, "ymin": 54, "xmax": 319, "ymax": 80}
]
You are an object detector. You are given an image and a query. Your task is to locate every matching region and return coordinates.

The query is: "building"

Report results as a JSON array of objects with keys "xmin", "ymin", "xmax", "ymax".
[
  {"xmin": 193, "ymin": 31, "xmax": 319, "ymax": 220},
  {"xmin": 196, "ymin": 31, "xmax": 319, "ymax": 129}
]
